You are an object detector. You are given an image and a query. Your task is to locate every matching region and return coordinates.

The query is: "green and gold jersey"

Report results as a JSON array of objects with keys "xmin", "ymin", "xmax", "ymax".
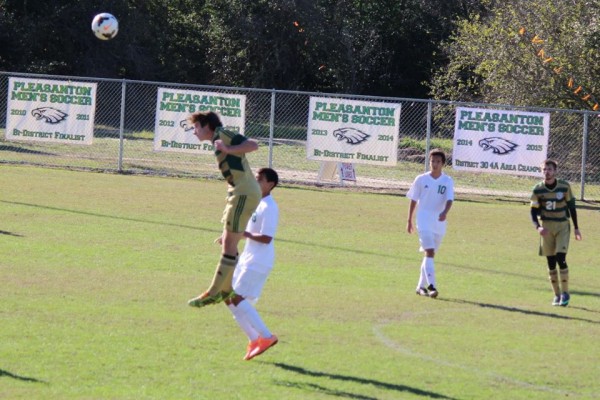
[
  {"xmin": 213, "ymin": 127, "xmax": 260, "ymax": 196},
  {"xmin": 530, "ymin": 179, "xmax": 575, "ymax": 222}
]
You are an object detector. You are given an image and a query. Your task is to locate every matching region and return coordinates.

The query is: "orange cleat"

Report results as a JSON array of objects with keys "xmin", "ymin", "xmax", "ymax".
[
  {"xmin": 243, "ymin": 339, "xmax": 259, "ymax": 361},
  {"xmin": 246, "ymin": 335, "xmax": 278, "ymax": 360}
]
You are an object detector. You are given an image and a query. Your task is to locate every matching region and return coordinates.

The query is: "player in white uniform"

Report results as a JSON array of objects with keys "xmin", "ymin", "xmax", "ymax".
[
  {"xmin": 222, "ymin": 168, "xmax": 280, "ymax": 360},
  {"xmin": 406, "ymin": 149, "xmax": 454, "ymax": 298}
]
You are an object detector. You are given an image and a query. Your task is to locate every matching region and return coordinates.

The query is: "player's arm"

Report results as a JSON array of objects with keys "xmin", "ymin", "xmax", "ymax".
[
  {"xmin": 439, "ymin": 200, "xmax": 453, "ymax": 221},
  {"xmin": 530, "ymin": 206, "xmax": 541, "ymax": 229},
  {"xmin": 530, "ymin": 205, "xmax": 547, "ymax": 236},
  {"xmin": 407, "ymin": 199, "xmax": 417, "ymax": 233},
  {"xmin": 243, "ymin": 231, "xmax": 273, "ymax": 244},
  {"xmin": 567, "ymin": 199, "xmax": 582, "ymax": 240},
  {"xmin": 215, "ymin": 135, "xmax": 258, "ymax": 155}
]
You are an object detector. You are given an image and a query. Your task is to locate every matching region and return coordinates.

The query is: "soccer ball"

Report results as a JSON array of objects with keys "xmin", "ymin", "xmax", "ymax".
[{"xmin": 91, "ymin": 13, "xmax": 119, "ymax": 40}]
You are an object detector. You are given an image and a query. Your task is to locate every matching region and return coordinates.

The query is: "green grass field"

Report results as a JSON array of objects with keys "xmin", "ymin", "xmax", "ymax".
[{"xmin": 1, "ymin": 165, "xmax": 599, "ymax": 400}]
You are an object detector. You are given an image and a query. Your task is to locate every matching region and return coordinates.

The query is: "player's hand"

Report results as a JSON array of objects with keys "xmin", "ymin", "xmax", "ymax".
[
  {"xmin": 214, "ymin": 235, "xmax": 223, "ymax": 245},
  {"xmin": 574, "ymin": 229, "xmax": 582, "ymax": 241},
  {"xmin": 537, "ymin": 226, "xmax": 548, "ymax": 236},
  {"xmin": 214, "ymin": 140, "xmax": 228, "ymax": 153},
  {"xmin": 438, "ymin": 212, "xmax": 447, "ymax": 221},
  {"xmin": 406, "ymin": 220, "xmax": 414, "ymax": 234}
]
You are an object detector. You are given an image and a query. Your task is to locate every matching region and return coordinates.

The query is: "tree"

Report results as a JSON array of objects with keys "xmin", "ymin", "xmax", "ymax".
[
  {"xmin": 428, "ymin": 0, "xmax": 600, "ymax": 109},
  {"xmin": 0, "ymin": 0, "xmax": 209, "ymax": 82}
]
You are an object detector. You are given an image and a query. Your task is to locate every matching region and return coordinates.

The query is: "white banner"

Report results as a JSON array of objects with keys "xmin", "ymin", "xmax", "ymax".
[
  {"xmin": 5, "ymin": 77, "xmax": 97, "ymax": 145},
  {"xmin": 306, "ymin": 97, "xmax": 400, "ymax": 166},
  {"xmin": 453, "ymin": 107, "xmax": 550, "ymax": 176},
  {"xmin": 154, "ymin": 88, "xmax": 246, "ymax": 153}
]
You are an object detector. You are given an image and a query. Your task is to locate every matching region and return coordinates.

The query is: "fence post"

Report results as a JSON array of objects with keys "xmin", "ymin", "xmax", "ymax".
[
  {"xmin": 580, "ymin": 112, "xmax": 589, "ymax": 200},
  {"xmin": 268, "ymin": 89, "xmax": 276, "ymax": 168},
  {"xmin": 118, "ymin": 79, "xmax": 127, "ymax": 172},
  {"xmin": 424, "ymin": 101, "xmax": 432, "ymax": 172}
]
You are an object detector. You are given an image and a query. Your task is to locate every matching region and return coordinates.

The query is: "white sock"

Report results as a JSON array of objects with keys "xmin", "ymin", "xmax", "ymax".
[
  {"xmin": 424, "ymin": 257, "xmax": 436, "ymax": 288},
  {"xmin": 236, "ymin": 299, "xmax": 272, "ymax": 339},
  {"xmin": 228, "ymin": 303, "xmax": 259, "ymax": 341},
  {"xmin": 417, "ymin": 258, "xmax": 428, "ymax": 289}
]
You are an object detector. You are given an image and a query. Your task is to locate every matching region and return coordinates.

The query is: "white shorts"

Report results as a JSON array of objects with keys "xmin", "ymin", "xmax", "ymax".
[
  {"xmin": 232, "ymin": 267, "xmax": 270, "ymax": 305},
  {"xmin": 418, "ymin": 230, "xmax": 444, "ymax": 252}
]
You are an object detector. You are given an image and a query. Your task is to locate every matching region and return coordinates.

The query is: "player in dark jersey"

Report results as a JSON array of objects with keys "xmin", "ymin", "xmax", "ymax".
[
  {"xmin": 186, "ymin": 111, "xmax": 262, "ymax": 308},
  {"xmin": 530, "ymin": 159, "xmax": 582, "ymax": 306}
]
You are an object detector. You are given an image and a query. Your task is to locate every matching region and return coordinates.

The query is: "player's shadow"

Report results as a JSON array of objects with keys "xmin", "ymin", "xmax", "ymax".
[
  {"xmin": 0, "ymin": 368, "xmax": 47, "ymax": 384},
  {"xmin": 0, "ymin": 144, "xmax": 54, "ymax": 156},
  {"xmin": 0, "ymin": 200, "xmax": 397, "ymax": 259},
  {"xmin": 267, "ymin": 362, "xmax": 459, "ymax": 400},
  {"xmin": 0, "ymin": 229, "xmax": 23, "ymax": 237},
  {"xmin": 569, "ymin": 290, "xmax": 600, "ymax": 299},
  {"xmin": 439, "ymin": 298, "xmax": 600, "ymax": 324}
]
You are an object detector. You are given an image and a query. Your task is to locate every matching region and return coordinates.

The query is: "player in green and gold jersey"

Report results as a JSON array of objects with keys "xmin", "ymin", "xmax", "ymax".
[
  {"xmin": 186, "ymin": 111, "xmax": 262, "ymax": 308},
  {"xmin": 530, "ymin": 159, "xmax": 582, "ymax": 307}
]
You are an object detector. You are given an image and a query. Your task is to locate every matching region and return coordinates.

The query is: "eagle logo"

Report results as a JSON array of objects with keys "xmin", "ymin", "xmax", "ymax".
[
  {"xmin": 31, "ymin": 107, "xmax": 68, "ymax": 124},
  {"xmin": 180, "ymin": 120, "xmax": 194, "ymax": 131},
  {"xmin": 478, "ymin": 137, "xmax": 518, "ymax": 155},
  {"xmin": 332, "ymin": 127, "xmax": 370, "ymax": 145}
]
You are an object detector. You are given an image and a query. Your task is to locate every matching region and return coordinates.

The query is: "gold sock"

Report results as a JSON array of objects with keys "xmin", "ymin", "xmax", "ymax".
[
  {"xmin": 548, "ymin": 269, "xmax": 560, "ymax": 296},
  {"xmin": 559, "ymin": 268, "xmax": 569, "ymax": 293},
  {"xmin": 207, "ymin": 254, "xmax": 237, "ymax": 295}
]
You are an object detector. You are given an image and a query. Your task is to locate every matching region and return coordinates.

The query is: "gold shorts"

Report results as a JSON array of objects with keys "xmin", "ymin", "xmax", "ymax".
[
  {"xmin": 221, "ymin": 192, "xmax": 261, "ymax": 233},
  {"xmin": 539, "ymin": 220, "xmax": 570, "ymax": 256}
]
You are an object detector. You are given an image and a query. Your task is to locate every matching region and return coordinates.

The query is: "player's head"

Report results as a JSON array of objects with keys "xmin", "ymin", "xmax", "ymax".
[
  {"xmin": 188, "ymin": 111, "xmax": 223, "ymax": 138},
  {"xmin": 542, "ymin": 159, "xmax": 558, "ymax": 181},
  {"xmin": 543, "ymin": 159, "xmax": 558, "ymax": 170},
  {"xmin": 188, "ymin": 111, "xmax": 223, "ymax": 141},
  {"xmin": 429, "ymin": 149, "xmax": 446, "ymax": 164},
  {"xmin": 429, "ymin": 149, "xmax": 446, "ymax": 172},
  {"xmin": 256, "ymin": 168, "xmax": 278, "ymax": 196}
]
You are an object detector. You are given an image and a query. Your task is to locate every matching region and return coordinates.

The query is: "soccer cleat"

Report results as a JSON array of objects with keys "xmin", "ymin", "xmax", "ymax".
[
  {"xmin": 187, "ymin": 290, "xmax": 237, "ymax": 308},
  {"xmin": 427, "ymin": 285, "xmax": 438, "ymax": 299},
  {"xmin": 246, "ymin": 335, "xmax": 278, "ymax": 360},
  {"xmin": 187, "ymin": 291, "xmax": 222, "ymax": 308},
  {"xmin": 415, "ymin": 287, "xmax": 429, "ymax": 296},
  {"xmin": 552, "ymin": 295, "xmax": 561, "ymax": 306},
  {"xmin": 559, "ymin": 292, "xmax": 570, "ymax": 307},
  {"xmin": 221, "ymin": 290, "xmax": 236, "ymax": 302},
  {"xmin": 243, "ymin": 339, "xmax": 259, "ymax": 361}
]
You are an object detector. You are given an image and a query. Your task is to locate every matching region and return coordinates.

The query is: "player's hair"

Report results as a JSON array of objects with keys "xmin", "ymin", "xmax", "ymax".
[
  {"xmin": 429, "ymin": 148, "xmax": 446, "ymax": 164},
  {"xmin": 188, "ymin": 111, "xmax": 223, "ymax": 131},
  {"xmin": 258, "ymin": 167, "xmax": 278, "ymax": 188},
  {"xmin": 543, "ymin": 159, "xmax": 558, "ymax": 169}
]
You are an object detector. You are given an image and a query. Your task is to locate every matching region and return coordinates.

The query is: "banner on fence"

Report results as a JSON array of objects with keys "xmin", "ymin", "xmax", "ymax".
[
  {"xmin": 5, "ymin": 77, "xmax": 97, "ymax": 145},
  {"xmin": 306, "ymin": 96, "xmax": 400, "ymax": 166},
  {"xmin": 452, "ymin": 107, "xmax": 550, "ymax": 177},
  {"xmin": 153, "ymin": 88, "xmax": 246, "ymax": 153}
]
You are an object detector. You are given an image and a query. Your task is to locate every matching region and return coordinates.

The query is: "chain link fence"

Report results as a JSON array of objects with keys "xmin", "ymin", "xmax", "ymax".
[{"xmin": 1, "ymin": 71, "xmax": 598, "ymax": 201}]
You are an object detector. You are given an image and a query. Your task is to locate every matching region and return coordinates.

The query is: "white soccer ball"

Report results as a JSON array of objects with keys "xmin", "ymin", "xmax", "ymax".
[{"xmin": 91, "ymin": 13, "xmax": 119, "ymax": 40}]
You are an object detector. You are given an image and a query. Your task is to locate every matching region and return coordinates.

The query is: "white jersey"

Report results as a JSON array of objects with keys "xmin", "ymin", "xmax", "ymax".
[
  {"xmin": 406, "ymin": 172, "xmax": 454, "ymax": 234},
  {"xmin": 237, "ymin": 194, "xmax": 279, "ymax": 273}
]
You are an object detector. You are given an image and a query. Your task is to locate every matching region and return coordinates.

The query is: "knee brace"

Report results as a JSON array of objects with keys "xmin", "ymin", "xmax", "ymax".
[
  {"xmin": 556, "ymin": 253, "xmax": 568, "ymax": 270},
  {"xmin": 546, "ymin": 255, "xmax": 557, "ymax": 270}
]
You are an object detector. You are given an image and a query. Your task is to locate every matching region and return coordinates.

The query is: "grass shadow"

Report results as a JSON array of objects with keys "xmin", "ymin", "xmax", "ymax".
[
  {"xmin": 0, "ymin": 368, "xmax": 47, "ymax": 384},
  {"xmin": 0, "ymin": 200, "xmax": 397, "ymax": 259},
  {"xmin": 0, "ymin": 144, "xmax": 54, "ymax": 156},
  {"xmin": 268, "ymin": 362, "xmax": 459, "ymax": 400},
  {"xmin": 569, "ymin": 290, "xmax": 600, "ymax": 299},
  {"xmin": 439, "ymin": 298, "xmax": 600, "ymax": 325},
  {"xmin": 0, "ymin": 229, "xmax": 23, "ymax": 237}
]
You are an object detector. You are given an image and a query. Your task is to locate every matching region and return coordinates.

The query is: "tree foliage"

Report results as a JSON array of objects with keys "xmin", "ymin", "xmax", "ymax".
[
  {"xmin": 1, "ymin": 0, "xmax": 483, "ymax": 95},
  {"xmin": 428, "ymin": 0, "xmax": 600, "ymax": 109}
]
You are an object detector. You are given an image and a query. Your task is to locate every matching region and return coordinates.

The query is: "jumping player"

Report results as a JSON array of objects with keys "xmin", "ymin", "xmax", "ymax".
[{"xmin": 187, "ymin": 111, "xmax": 261, "ymax": 308}]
